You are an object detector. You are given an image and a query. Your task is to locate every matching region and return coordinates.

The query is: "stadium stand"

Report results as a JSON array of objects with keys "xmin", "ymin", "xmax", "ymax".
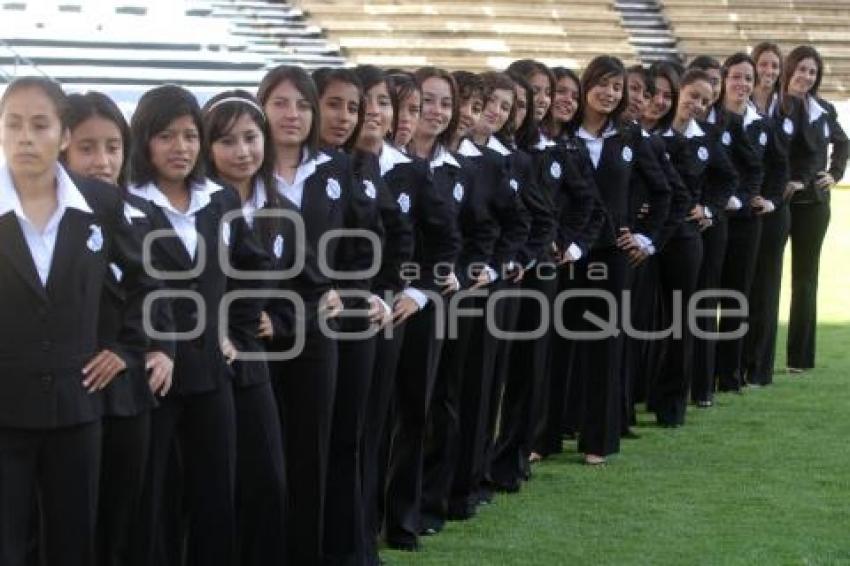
[
  {"xmin": 294, "ymin": 0, "xmax": 639, "ymax": 71},
  {"xmin": 662, "ymin": 0, "xmax": 850, "ymax": 97}
]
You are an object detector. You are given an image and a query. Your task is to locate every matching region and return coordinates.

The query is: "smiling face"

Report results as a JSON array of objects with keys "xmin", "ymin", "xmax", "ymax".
[
  {"xmin": 65, "ymin": 115, "xmax": 123, "ymax": 185},
  {"xmin": 724, "ymin": 61, "xmax": 755, "ymax": 107},
  {"xmin": 585, "ymin": 72, "xmax": 624, "ymax": 118},
  {"xmin": 479, "ymin": 87, "xmax": 514, "ymax": 137},
  {"xmin": 318, "ymin": 79, "xmax": 360, "ymax": 148},
  {"xmin": 417, "ymin": 77, "xmax": 453, "ymax": 139},
  {"xmin": 788, "ymin": 57, "xmax": 819, "ymax": 97},
  {"xmin": 1, "ymin": 86, "xmax": 69, "ymax": 181},
  {"xmin": 552, "ymin": 75, "xmax": 579, "ymax": 123},
  {"xmin": 705, "ymin": 67, "xmax": 722, "ymax": 104},
  {"xmin": 359, "ymin": 81, "xmax": 393, "ymax": 146},
  {"xmin": 676, "ymin": 79, "xmax": 713, "ymax": 124},
  {"xmin": 645, "ymin": 75, "xmax": 673, "ymax": 124},
  {"xmin": 148, "ymin": 114, "xmax": 200, "ymax": 186},
  {"xmin": 756, "ymin": 51, "xmax": 781, "ymax": 91},
  {"xmin": 529, "ymin": 72, "xmax": 552, "ymax": 122},
  {"xmin": 264, "ymin": 79, "xmax": 313, "ymax": 149},
  {"xmin": 210, "ymin": 112, "xmax": 264, "ymax": 189}
]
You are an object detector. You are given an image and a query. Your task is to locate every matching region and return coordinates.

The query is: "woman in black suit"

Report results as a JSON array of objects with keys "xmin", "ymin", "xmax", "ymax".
[
  {"xmin": 781, "ymin": 45, "xmax": 849, "ymax": 372},
  {"xmin": 128, "ymin": 85, "xmax": 270, "ymax": 566},
  {"xmin": 202, "ymin": 90, "xmax": 288, "ymax": 566},
  {"xmin": 62, "ymin": 91, "xmax": 175, "ymax": 566},
  {"xmin": 571, "ymin": 56, "xmax": 671, "ymax": 461},
  {"xmin": 0, "ymin": 77, "xmax": 156, "ymax": 566},
  {"xmin": 651, "ymin": 68, "xmax": 738, "ymax": 424},
  {"xmin": 715, "ymin": 53, "xmax": 787, "ymax": 391},
  {"xmin": 744, "ymin": 42, "xmax": 800, "ymax": 385}
]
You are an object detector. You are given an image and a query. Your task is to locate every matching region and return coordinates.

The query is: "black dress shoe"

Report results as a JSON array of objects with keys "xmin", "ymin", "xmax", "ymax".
[
  {"xmin": 446, "ymin": 499, "xmax": 477, "ymax": 521},
  {"xmin": 386, "ymin": 537, "xmax": 420, "ymax": 552},
  {"xmin": 419, "ymin": 513, "xmax": 445, "ymax": 536}
]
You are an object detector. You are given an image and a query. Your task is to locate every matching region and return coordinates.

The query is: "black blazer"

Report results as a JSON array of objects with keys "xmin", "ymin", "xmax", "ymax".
[
  {"xmin": 506, "ymin": 145, "xmax": 554, "ymax": 268},
  {"xmin": 382, "ymin": 148, "xmax": 460, "ymax": 294},
  {"xmin": 98, "ymin": 192, "xmax": 176, "ymax": 416},
  {"xmin": 660, "ymin": 121, "xmax": 739, "ymax": 239},
  {"xmin": 637, "ymin": 131, "xmax": 691, "ymax": 251},
  {"xmin": 133, "ymin": 181, "xmax": 270, "ymax": 396},
  {"xmin": 706, "ymin": 108, "xmax": 764, "ymax": 218},
  {"xmin": 788, "ymin": 96, "xmax": 849, "ymax": 204},
  {"xmin": 576, "ymin": 123, "xmax": 671, "ymax": 250},
  {"xmin": 531, "ymin": 135, "xmax": 597, "ymax": 258},
  {"xmin": 0, "ymin": 174, "xmax": 158, "ymax": 429}
]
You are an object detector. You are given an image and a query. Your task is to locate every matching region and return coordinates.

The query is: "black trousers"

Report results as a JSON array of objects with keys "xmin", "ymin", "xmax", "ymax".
[
  {"xmin": 325, "ymin": 331, "xmax": 377, "ymax": 566},
  {"xmin": 652, "ymin": 236, "xmax": 703, "ymax": 425},
  {"xmin": 271, "ymin": 332, "xmax": 338, "ymax": 566},
  {"xmin": 621, "ymin": 256, "xmax": 662, "ymax": 430},
  {"xmin": 481, "ymin": 280, "xmax": 522, "ymax": 485},
  {"xmin": 716, "ymin": 216, "xmax": 763, "ymax": 389},
  {"xmin": 99, "ymin": 412, "xmax": 150, "ymax": 566},
  {"xmin": 692, "ymin": 217, "xmax": 729, "ymax": 400},
  {"xmin": 384, "ymin": 300, "xmax": 445, "ymax": 547},
  {"xmin": 787, "ymin": 200, "xmax": 831, "ymax": 369},
  {"xmin": 141, "ymin": 386, "xmax": 237, "ymax": 566},
  {"xmin": 536, "ymin": 265, "xmax": 580, "ymax": 456},
  {"xmin": 234, "ymin": 381, "xmax": 286, "ymax": 566},
  {"xmin": 361, "ymin": 324, "xmax": 406, "ymax": 565},
  {"xmin": 575, "ymin": 249, "xmax": 630, "ymax": 457},
  {"xmin": 421, "ymin": 294, "xmax": 478, "ymax": 520},
  {"xmin": 490, "ymin": 268, "xmax": 557, "ymax": 487},
  {"xmin": 0, "ymin": 421, "xmax": 101, "ymax": 566},
  {"xmin": 744, "ymin": 206, "xmax": 790, "ymax": 384}
]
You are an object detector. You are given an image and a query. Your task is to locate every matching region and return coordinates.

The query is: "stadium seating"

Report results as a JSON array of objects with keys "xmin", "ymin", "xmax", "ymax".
[
  {"xmin": 294, "ymin": 0, "xmax": 639, "ymax": 71},
  {"xmin": 662, "ymin": 0, "xmax": 850, "ymax": 97}
]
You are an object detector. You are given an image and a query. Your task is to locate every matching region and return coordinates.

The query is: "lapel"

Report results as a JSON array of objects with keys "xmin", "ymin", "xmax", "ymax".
[
  {"xmin": 46, "ymin": 207, "xmax": 97, "ymax": 297},
  {"xmin": 0, "ymin": 212, "xmax": 48, "ymax": 302},
  {"xmin": 301, "ymin": 167, "xmax": 334, "ymax": 236},
  {"xmin": 194, "ymin": 198, "xmax": 220, "ymax": 271},
  {"xmin": 148, "ymin": 206, "xmax": 194, "ymax": 270}
]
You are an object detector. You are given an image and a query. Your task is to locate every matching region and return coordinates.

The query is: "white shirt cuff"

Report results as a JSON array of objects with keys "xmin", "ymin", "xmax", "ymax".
[
  {"xmin": 634, "ymin": 233, "xmax": 656, "ymax": 255},
  {"xmin": 403, "ymin": 287, "xmax": 429, "ymax": 309},
  {"xmin": 566, "ymin": 243, "xmax": 582, "ymax": 262},
  {"xmin": 703, "ymin": 206, "xmax": 713, "ymax": 219},
  {"xmin": 726, "ymin": 196, "xmax": 742, "ymax": 210},
  {"xmin": 762, "ymin": 200, "xmax": 776, "ymax": 213},
  {"xmin": 524, "ymin": 259, "xmax": 537, "ymax": 270},
  {"xmin": 484, "ymin": 266, "xmax": 499, "ymax": 283}
]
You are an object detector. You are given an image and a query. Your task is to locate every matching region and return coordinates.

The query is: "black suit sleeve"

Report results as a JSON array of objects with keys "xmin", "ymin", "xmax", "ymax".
[
  {"xmin": 633, "ymin": 133, "xmax": 671, "ymax": 243},
  {"xmin": 824, "ymin": 100, "xmax": 849, "ymax": 183}
]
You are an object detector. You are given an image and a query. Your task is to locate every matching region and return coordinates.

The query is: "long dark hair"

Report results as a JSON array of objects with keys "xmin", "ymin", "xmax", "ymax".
[
  {"xmin": 507, "ymin": 71, "xmax": 537, "ymax": 151},
  {"xmin": 571, "ymin": 55, "xmax": 629, "ymax": 133},
  {"xmin": 62, "ymin": 91, "xmax": 131, "ymax": 187},
  {"xmin": 782, "ymin": 45, "xmax": 824, "ymax": 99},
  {"xmin": 257, "ymin": 65, "xmax": 321, "ymax": 158},
  {"xmin": 752, "ymin": 41, "xmax": 783, "ymax": 94},
  {"xmin": 129, "ymin": 85, "xmax": 205, "ymax": 187},
  {"xmin": 413, "ymin": 66, "xmax": 459, "ymax": 155}
]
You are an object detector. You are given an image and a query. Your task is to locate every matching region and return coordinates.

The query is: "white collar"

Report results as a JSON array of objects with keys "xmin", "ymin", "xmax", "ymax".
[
  {"xmin": 129, "ymin": 177, "xmax": 223, "ymax": 216},
  {"xmin": 378, "ymin": 142, "xmax": 411, "ymax": 177},
  {"xmin": 707, "ymin": 107, "xmax": 717, "ymax": 124},
  {"xmin": 533, "ymin": 133, "xmax": 556, "ymax": 151},
  {"xmin": 430, "ymin": 145, "xmax": 460, "ymax": 169},
  {"xmin": 457, "ymin": 138, "xmax": 482, "ymax": 158},
  {"xmin": 743, "ymin": 102, "xmax": 763, "ymax": 129},
  {"xmin": 249, "ymin": 178, "xmax": 268, "ymax": 209},
  {"xmin": 0, "ymin": 163, "xmax": 93, "ymax": 218},
  {"xmin": 807, "ymin": 95, "xmax": 826, "ymax": 123},
  {"xmin": 683, "ymin": 119, "xmax": 705, "ymax": 139},
  {"xmin": 486, "ymin": 136, "xmax": 512, "ymax": 156},
  {"xmin": 576, "ymin": 123, "xmax": 618, "ymax": 141},
  {"xmin": 276, "ymin": 148, "xmax": 333, "ymax": 189}
]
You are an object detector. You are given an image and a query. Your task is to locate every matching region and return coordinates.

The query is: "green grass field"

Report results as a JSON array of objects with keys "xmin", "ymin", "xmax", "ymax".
[{"xmin": 383, "ymin": 190, "xmax": 850, "ymax": 565}]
